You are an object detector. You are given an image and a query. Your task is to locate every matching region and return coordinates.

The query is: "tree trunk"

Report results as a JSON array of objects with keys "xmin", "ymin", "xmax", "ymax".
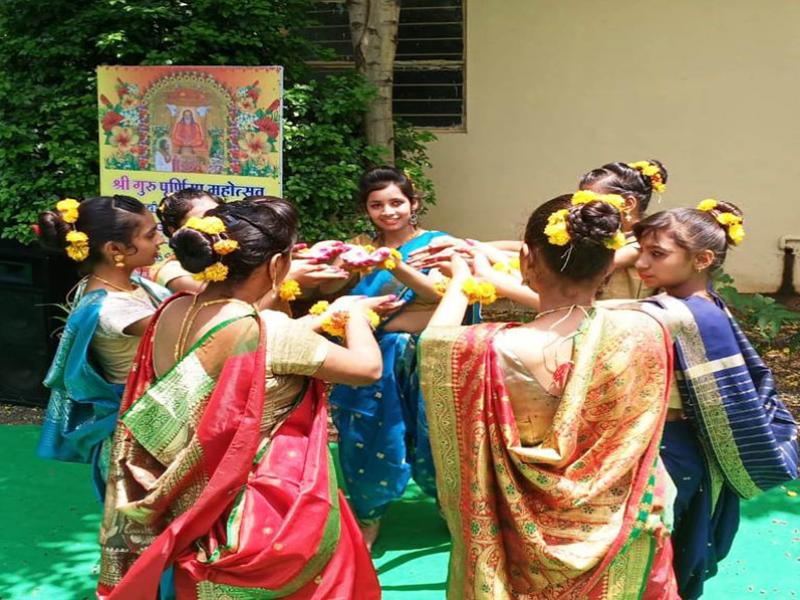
[{"xmin": 347, "ymin": 0, "xmax": 401, "ymax": 164}]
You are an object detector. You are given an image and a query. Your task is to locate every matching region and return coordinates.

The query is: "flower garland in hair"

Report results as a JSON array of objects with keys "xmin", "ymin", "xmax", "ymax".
[
  {"xmin": 544, "ymin": 209, "xmax": 571, "ymax": 246},
  {"xmin": 696, "ymin": 198, "xmax": 745, "ymax": 245},
  {"xmin": 279, "ymin": 279, "xmax": 301, "ymax": 302},
  {"xmin": 183, "ymin": 216, "xmax": 238, "ymax": 281},
  {"xmin": 52, "ymin": 199, "xmax": 90, "ymax": 262},
  {"xmin": 308, "ymin": 300, "xmax": 380, "ymax": 338},
  {"xmin": 628, "ymin": 161, "xmax": 666, "ymax": 193},
  {"xmin": 569, "ymin": 191, "xmax": 627, "ymax": 250}
]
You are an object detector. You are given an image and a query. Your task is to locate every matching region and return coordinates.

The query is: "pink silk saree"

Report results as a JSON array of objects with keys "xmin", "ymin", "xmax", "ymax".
[
  {"xmin": 97, "ymin": 295, "xmax": 380, "ymax": 599},
  {"xmin": 420, "ymin": 307, "xmax": 679, "ymax": 599}
]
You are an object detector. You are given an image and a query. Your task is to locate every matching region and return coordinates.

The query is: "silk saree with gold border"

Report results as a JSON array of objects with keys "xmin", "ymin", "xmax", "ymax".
[
  {"xmin": 97, "ymin": 295, "xmax": 380, "ymax": 599},
  {"xmin": 419, "ymin": 307, "xmax": 679, "ymax": 599}
]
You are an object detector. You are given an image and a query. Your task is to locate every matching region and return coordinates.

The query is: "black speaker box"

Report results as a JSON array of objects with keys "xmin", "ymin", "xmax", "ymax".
[{"xmin": 0, "ymin": 239, "xmax": 79, "ymax": 405}]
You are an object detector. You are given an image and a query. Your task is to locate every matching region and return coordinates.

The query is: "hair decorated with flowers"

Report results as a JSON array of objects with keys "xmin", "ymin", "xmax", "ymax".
[
  {"xmin": 170, "ymin": 196, "xmax": 297, "ymax": 284},
  {"xmin": 36, "ymin": 195, "xmax": 148, "ymax": 269},
  {"xmin": 156, "ymin": 188, "xmax": 221, "ymax": 237},
  {"xmin": 524, "ymin": 194, "xmax": 623, "ymax": 282},
  {"xmin": 579, "ymin": 159, "xmax": 668, "ymax": 214},
  {"xmin": 633, "ymin": 200, "xmax": 744, "ymax": 270}
]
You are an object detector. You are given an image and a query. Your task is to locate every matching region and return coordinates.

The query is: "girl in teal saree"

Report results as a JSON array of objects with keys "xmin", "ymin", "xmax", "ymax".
[
  {"xmin": 35, "ymin": 195, "xmax": 169, "ymax": 500},
  {"xmin": 323, "ymin": 167, "xmax": 477, "ymax": 547}
]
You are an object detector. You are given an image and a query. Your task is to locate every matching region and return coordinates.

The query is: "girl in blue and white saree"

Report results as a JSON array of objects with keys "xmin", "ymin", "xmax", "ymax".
[
  {"xmin": 35, "ymin": 196, "xmax": 169, "ymax": 500},
  {"xmin": 321, "ymin": 167, "xmax": 478, "ymax": 548},
  {"xmin": 633, "ymin": 200, "xmax": 798, "ymax": 600}
]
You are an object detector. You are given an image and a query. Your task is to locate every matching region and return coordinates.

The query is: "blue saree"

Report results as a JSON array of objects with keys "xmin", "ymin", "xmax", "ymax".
[
  {"xmin": 330, "ymin": 230, "xmax": 478, "ymax": 521},
  {"xmin": 37, "ymin": 277, "xmax": 169, "ymax": 500},
  {"xmin": 646, "ymin": 292, "xmax": 798, "ymax": 599}
]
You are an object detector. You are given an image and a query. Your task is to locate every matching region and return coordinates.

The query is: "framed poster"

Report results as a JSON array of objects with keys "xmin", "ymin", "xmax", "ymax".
[{"xmin": 97, "ymin": 65, "xmax": 282, "ymax": 208}]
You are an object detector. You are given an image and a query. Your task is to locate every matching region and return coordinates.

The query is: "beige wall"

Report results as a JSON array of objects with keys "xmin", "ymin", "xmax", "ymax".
[{"xmin": 424, "ymin": 0, "xmax": 800, "ymax": 292}]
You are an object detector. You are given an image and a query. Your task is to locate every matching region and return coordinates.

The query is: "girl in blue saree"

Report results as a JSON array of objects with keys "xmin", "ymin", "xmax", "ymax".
[
  {"xmin": 322, "ymin": 167, "xmax": 477, "ymax": 548},
  {"xmin": 633, "ymin": 200, "xmax": 799, "ymax": 599},
  {"xmin": 36, "ymin": 196, "xmax": 170, "ymax": 500}
]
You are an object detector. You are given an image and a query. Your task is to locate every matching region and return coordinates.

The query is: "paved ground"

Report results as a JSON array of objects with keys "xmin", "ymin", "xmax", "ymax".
[{"xmin": 1, "ymin": 425, "xmax": 798, "ymax": 599}]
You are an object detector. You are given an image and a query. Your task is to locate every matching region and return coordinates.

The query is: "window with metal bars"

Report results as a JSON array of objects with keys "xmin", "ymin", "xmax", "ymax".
[{"xmin": 304, "ymin": 0, "xmax": 465, "ymax": 129}]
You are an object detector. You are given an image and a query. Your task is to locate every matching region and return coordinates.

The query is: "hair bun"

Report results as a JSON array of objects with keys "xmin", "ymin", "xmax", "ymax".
[
  {"xmin": 567, "ymin": 201, "xmax": 622, "ymax": 246},
  {"xmin": 37, "ymin": 210, "xmax": 71, "ymax": 252},
  {"xmin": 170, "ymin": 227, "xmax": 217, "ymax": 273}
]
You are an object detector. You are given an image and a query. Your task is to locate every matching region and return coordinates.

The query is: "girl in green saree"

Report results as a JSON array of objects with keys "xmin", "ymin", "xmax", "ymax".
[{"xmin": 98, "ymin": 199, "xmax": 388, "ymax": 599}]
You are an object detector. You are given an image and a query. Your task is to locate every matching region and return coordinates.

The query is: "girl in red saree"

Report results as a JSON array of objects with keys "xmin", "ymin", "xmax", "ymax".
[
  {"xmin": 419, "ymin": 194, "xmax": 679, "ymax": 599},
  {"xmin": 97, "ymin": 199, "xmax": 384, "ymax": 599}
]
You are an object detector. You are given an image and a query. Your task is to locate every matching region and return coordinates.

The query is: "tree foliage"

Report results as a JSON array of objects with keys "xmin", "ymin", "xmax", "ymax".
[{"xmin": 0, "ymin": 0, "xmax": 436, "ymax": 242}]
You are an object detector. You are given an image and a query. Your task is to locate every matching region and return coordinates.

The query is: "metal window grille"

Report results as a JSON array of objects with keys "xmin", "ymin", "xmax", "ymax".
[{"xmin": 304, "ymin": 0, "xmax": 465, "ymax": 129}]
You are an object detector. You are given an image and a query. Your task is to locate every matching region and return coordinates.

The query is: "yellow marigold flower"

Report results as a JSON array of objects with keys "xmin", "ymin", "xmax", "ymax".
[
  {"xmin": 508, "ymin": 257, "xmax": 521, "ymax": 271},
  {"xmin": 309, "ymin": 300, "xmax": 330, "ymax": 316},
  {"xmin": 544, "ymin": 209, "xmax": 571, "ymax": 247},
  {"xmin": 493, "ymin": 261, "xmax": 512, "ymax": 274},
  {"xmin": 185, "ymin": 216, "xmax": 226, "ymax": 236},
  {"xmin": 213, "ymin": 239, "xmax": 239, "ymax": 255},
  {"xmin": 604, "ymin": 230, "xmax": 627, "ymax": 251},
  {"xmin": 434, "ymin": 277, "xmax": 450, "ymax": 297},
  {"xmin": 381, "ymin": 248, "xmax": 403, "ymax": 270},
  {"xmin": 66, "ymin": 230, "xmax": 88, "ymax": 245},
  {"xmin": 366, "ymin": 309, "xmax": 380, "ymax": 329},
  {"xmin": 628, "ymin": 161, "xmax": 658, "ymax": 177},
  {"xmin": 571, "ymin": 191, "xmax": 624, "ymax": 211},
  {"xmin": 193, "ymin": 262, "xmax": 228, "ymax": 282},
  {"xmin": 320, "ymin": 312, "xmax": 348, "ymax": 338},
  {"xmin": 727, "ymin": 223, "xmax": 745, "ymax": 246},
  {"xmin": 66, "ymin": 244, "xmax": 90, "ymax": 262},
  {"xmin": 56, "ymin": 198, "xmax": 80, "ymax": 212},
  {"xmin": 716, "ymin": 213, "xmax": 742, "ymax": 227},
  {"xmin": 279, "ymin": 279, "xmax": 302, "ymax": 302},
  {"xmin": 571, "ymin": 190, "xmax": 598, "ymax": 205},
  {"xmin": 697, "ymin": 198, "xmax": 718, "ymax": 212},
  {"xmin": 363, "ymin": 245, "xmax": 376, "ymax": 253},
  {"xmin": 461, "ymin": 277, "xmax": 498, "ymax": 305}
]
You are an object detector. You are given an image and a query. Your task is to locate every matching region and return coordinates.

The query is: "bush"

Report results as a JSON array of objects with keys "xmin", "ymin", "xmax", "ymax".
[
  {"xmin": 0, "ymin": 0, "xmax": 436, "ymax": 243},
  {"xmin": 715, "ymin": 272, "xmax": 800, "ymax": 351}
]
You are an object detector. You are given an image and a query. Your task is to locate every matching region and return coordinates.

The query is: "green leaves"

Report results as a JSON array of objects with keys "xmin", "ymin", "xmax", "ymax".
[{"xmin": 0, "ymin": 0, "xmax": 437, "ymax": 244}]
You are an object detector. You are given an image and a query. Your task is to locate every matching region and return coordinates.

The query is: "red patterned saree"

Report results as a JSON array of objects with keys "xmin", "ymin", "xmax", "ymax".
[
  {"xmin": 419, "ymin": 307, "xmax": 678, "ymax": 599},
  {"xmin": 97, "ymin": 297, "xmax": 379, "ymax": 599}
]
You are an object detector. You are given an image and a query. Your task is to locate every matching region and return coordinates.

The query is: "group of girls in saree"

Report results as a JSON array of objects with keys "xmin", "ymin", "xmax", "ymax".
[{"xmin": 34, "ymin": 159, "xmax": 797, "ymax": 599}]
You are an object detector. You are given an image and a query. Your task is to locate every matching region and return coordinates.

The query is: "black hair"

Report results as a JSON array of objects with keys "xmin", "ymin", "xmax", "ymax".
[
  {"xmin": 358, "ymin": 166, "xmax": 418, "ymax": 208},
  {"xmin": 156, "ymin": 188, "xmax": 220, "ymax": 237},
  {"xmin": 579, "ymin": 159, "xmax": 668, "ymax": 214},
  {"xmin": 170, "ymin": 197, "xmax": 298, "ymax": 283},
  {"xmin": 633, "ymin": 201, "xmax": 743, "ymax": 270},
  {"xmin": 37, "ymin": 195, "xmax": 148, "ymax": 270},
  {"xmin": 524, "ymin": 195, "xmax": 622, "ymax": 282}
]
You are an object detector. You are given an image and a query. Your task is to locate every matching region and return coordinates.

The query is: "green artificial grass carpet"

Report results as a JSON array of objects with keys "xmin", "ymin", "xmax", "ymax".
[{"xmin": 1, "ymin": 425, "xmax": 798, "ymax": 599}]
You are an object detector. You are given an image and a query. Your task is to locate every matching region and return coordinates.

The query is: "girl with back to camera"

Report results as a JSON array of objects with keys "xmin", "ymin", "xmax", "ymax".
[
  {"xmin": 35, "ymin": 196, "xmax": 170, "ymax": 499},
  {"xmin": 419, "ymin": 193, "xmax": 679, "ymax": 599},
  {"xmin": 634, "ymin": 200, "xmax": 798, "ymax": 599},
  {"xmin": 98, "ymin": 198, "xmax": 386, "ymax": 599}
]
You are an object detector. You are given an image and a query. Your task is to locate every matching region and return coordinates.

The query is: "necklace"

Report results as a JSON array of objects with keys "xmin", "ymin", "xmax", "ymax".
[
  {"xmin": 174, "ymin": 295, "xmax": 257, "ymax": 361},
  {"xmin": 91, "ymin": 274, "xmax": 136, "ymax": 293}
]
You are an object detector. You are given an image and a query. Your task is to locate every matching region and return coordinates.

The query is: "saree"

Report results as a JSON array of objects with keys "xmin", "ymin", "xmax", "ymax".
[
  {"xmin": 97, "ymin": 296, "xmax": 379, "ymax": 599},
  {"xmin": 331, "ymin": 230, "xmax": 455, "ymax": 520},
  {"xmin": 419, "ymin": 307, "xmax": 679, "ymax": 599},
  {"xmin": 643, "ymin": 292, "xmax": 798, "ymax": 599},
  {"xmin": 37, "ymin": 276, "xmax": 169, "ymax": 500}
]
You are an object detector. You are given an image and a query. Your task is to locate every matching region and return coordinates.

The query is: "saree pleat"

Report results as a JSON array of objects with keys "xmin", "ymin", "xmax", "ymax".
[
  {"xmin": 419, "ymin": 308, "xmax": 679, "ymax": 599},
  {"xmin": 98, "ymin": 295, "xmax": 379, "ymax": 599}
]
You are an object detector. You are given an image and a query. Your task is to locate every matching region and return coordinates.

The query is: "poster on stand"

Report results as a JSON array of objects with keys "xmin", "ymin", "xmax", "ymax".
[{"xmin": 97, "ymin": 65, "xmax": 282, "ymax": 210}]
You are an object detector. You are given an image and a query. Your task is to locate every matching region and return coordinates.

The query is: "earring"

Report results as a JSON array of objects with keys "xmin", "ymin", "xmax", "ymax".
[
  {"xmin": 113, "ymin": 254, "xmax": 125, "ymax": 268},
  {"xmin": 409, "ymin": 212, "xmax": 419, "ymax": 227}
]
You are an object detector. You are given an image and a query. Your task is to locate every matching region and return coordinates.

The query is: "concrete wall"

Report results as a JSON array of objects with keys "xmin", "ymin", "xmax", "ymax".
[{"xmin": 423, "ymin": 0, "xmax": 800, "ymax": 292}]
